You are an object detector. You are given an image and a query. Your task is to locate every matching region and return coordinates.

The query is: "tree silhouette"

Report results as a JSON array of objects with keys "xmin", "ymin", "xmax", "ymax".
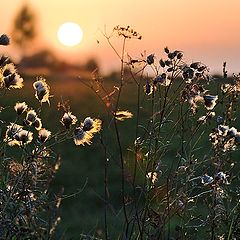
[{"xmin": 11, "ymin": 3, "xmax": 37, "ymax": 57}]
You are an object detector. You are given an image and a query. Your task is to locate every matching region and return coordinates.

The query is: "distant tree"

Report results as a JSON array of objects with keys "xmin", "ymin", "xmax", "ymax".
[{"xmin": 11, "ymin": 3, "xmax": 37, "ymax": 57}]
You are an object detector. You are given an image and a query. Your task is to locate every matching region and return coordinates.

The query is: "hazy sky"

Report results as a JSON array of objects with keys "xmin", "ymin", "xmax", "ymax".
[{"xmin": 1, "ymin": 0, "xmax": 240, "ymax": 74}]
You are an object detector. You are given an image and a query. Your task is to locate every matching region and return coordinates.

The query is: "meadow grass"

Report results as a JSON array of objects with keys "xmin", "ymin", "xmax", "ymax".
[{"xmin": 1, "ymin": 29, "xmax": 240, "ymax": 240}]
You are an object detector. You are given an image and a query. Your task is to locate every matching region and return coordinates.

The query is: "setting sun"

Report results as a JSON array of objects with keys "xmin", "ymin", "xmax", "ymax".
[{"xmin": 57, "ymin": 22, "xmax": 83, "ymax": 47}]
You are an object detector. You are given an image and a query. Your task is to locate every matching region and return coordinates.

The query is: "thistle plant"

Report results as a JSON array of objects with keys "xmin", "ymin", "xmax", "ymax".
[
  {"xmin": 79, "ymin": 26, "xmax": 240, "ymax": 240},
  {"xmin": 0, "ymin": 34, "xmax": 101, "ymax": 239}
]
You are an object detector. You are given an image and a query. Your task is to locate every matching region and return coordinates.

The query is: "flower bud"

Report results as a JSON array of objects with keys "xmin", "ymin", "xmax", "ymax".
[{"xmin": 0, "ymin": 34, "xmax": 10, "ymax": 46}]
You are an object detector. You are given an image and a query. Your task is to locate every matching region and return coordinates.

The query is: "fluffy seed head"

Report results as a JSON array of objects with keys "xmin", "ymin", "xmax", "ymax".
[
  {"xmin": 39, "ymin": 128, "xmax": 51, "ymax": 143},
  {"xmin": 61, "ymin": 112, "xmax": 77, "ymax": 129},
  {"xmin": 0, "ymin": 34, "xmax": 10, "ymax": 46},
  {"xmin": 83, "ymin": 117, "xmax": 102, "ymax": 134},
  {"xmin": 26, "ymin": 109, "xmax": 37, "ymax": 123},
  {"xmin": 33, "ymin": 117, "xmax": 42, "ymax": 130},
  {"xmin": 14, "ymin": 130, "xmax": 33, "ymax": 145},
  {"xmin": 115, "ymin": 110, "xmax": 133, "ymax": 121},
  {"xmin": 73, "ymin": 127, "xmax": 92, "ymax": 146},
  {"xmin": 33, "ymin": 77, "xmax": 51, "ymax": 104},
  {"xmin": 14, "ymin": 102, "xmax": 28, "ymax": 115}
]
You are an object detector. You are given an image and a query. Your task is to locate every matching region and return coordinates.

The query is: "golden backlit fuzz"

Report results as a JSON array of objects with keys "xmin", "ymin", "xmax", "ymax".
[
  {"xmin": 38, "ymin": 128, "xmax": 51, "ymax": 143},
  {"xmin": 83, "ymin": 117, "xmax": 102, "ymax": 134},
  {"xmin": 33, "ymin": 77, "xmax": 51, "ymax": 104},
  {"xmin": 73, "ymin": 117, "xmax": 102, "ymax": 146},
  {"xmin": 14, "ymin": 102, "xmax": 28, "ymax": 115},
  {"xmin": 0, "ymin": 63, "xmax": 23, "ymax": 89},
  {"xmin": 114, "ymin": 110, "xmax": 133, "ymax": 121},
  {"xmin": 5, "ymin": 123, "xmax": 33, "ymax": 146},
  {"xmin": 146, "ymin": 172, "xmax": 158, "ymax": 184},
  {"xmin": 74, "ymin": 127, "xmax": 92, "ymax": 146},
  {"xmin": 26, "ymin": 109, "xmax": 37, "ymax": 123},
  {"xmin": 61, "ymin": 112, "xmax": 78, "ymax": 129}
]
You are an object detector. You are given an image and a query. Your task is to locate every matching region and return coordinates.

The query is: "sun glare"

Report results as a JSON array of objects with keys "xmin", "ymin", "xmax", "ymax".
[{"xmin": 57, "ymin": 22, "xmax": 83, "ymax": 47}]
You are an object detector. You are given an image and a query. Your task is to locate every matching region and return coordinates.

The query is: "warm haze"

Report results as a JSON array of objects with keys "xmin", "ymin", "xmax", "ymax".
[{"xmin": 1, "ymin": 0, "xmax": 240, "ymax": 74}]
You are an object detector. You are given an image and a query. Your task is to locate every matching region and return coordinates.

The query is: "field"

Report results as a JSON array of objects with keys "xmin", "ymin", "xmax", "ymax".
[{"xmin": 1, "ymin": 42, "xmax": 240, "ymax": 239}]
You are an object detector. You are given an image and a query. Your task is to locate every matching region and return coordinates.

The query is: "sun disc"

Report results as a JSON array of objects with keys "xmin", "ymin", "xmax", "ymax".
[{"xmin": 57, "ymin": 22, "xmax": 83, "ymax": 47}]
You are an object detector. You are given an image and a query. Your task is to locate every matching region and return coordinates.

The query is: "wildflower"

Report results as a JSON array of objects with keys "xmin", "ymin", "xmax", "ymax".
[
  {"xmin": 201, "ymin": 174, "xmax": 213, "ymax": 185},
  {"xmin": 5, "ymin": 123, "xmax": 23, "ymax": 146},
  {"xmin": 153, "ymin": 73, "xmax": 167, "ymax": 85},
  {"xmin": 14, "ymin": 129, "xmax": 33, "ymax": 145},
  {"xmin": 146, "ymin": 172, "xmax": 158, "ymax": 184},
  {"xmin": 144, "ymin": 81, "xmax": 153, "ymax": 95},
  {"xmin": 115, "ymin": 110, "xmax": 133, "ymax": 121},
  {"xmin": 164, "ymin": 47, "xmax": 170, "ymax": 54},
  {"xmin": 190, "ymin": 62, "xmax": 201, "ymax": 69},
  {"xmin": 218, "ymin": 125, "xmax": 229, "ymax": 136},
  {"xmin": 215, "ymin": 172, "xmax": 229, "ymax": 184},
  {"xmin": 39, "ymin": 128, "xmax": 51, "ymax": 143},
  {"xmin": 177, "ymin": 51, "xmax": 183, "ymax": 59},
  {"xmin": 73, "ymin": 127, "xmax": 92, "ymax": 146},
  {"xmin": 159, "ymin": 59, "xmax": 165, "ymax": 68},
  {"xmin": 223, "ymin": 138, "xmax": 236, "ymax": 152},
  {"xmin": 168, "ymin": 52, "xmax": 177, "ymax": 59},
  {"xmin": 61, "ymin": 112, "xmax": 77, "ymax": 129},
  {"xmin": 33, "ymin": 77, "xmax": 50, "ymax": 104},
  {"xmin": 26, "ymin": 109, "xmax": 37, "ymax": 123},
  {"xmin": 182, "ymin": 66, "xmax": 194, "ymax": 81},
  {"xmin": 0, "ymin": 34, "xmax": 10, "ymax": 45},
  {"xmin": 228, "ymin": 127, "xmax": 238, "ymax": 137},
  {"xmin": 203, "ymin": 95, "xmax": 218, "ymax": 110},
  {"xmin": 82, "ymin": 117, "xmax": 102, "ymax": 134},
  {"xmin": 14, "ymin": 102, "xmax": 28, "ymax": 115},
  {"xmin": 147, "ymin": 54, "xmax": 154, "ymax": 65},
  {"xmin": 0, "ymin": 55, "xmax": 10, "ymax": 67},
  {"xmin": 113, "ymin": 25, "xmax": 142, "ymax": 40},
  {"xmin": 33, "ymin": 117, "xmax": 42, "ymax": 130},
  {"xmin": 1, "ymin": 63, "xmax": 23, "ymax": 89}
]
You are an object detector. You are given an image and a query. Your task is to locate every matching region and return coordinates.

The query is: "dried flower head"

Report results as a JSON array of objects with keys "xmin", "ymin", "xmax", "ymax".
[
  {"xmin": 33, "ymin": 117, "xmax": 42, "ymax": 130},
  {"xmin": 14, "ymin": 129, "xmax": 33, "ymax": 145},
  {"xmin": 147, "ymin": 54, "xmax": 154, "ymax": 65},
  {"xmin": 146, "ymin": 172, "xmax": 158, "ymax": 184},
  {"xmin": 39, "ymin": 128, "xmax": 51, "ymax": 143},
  {"xmin": 26, "ymin": 109, "xmax": 37, "ymax": 123},
  {"xmin": 33, "ymin": 77, "xmax": 51, "ymax": 104},
  {"xmin": 215, "ymin": 172, "xmax": 229, "ymax": 184},
  {"xmin": 113, "ymin": 25, "xmax": 142, "ymax": 40},
  {"xmin": 228, "ymin": 127, "xmax": 238, "ymax": 137},
  {"xmin": 14, "ymin": 102, "xmax": 28, "ymax": 115},
  {"xmin": 144, "ymin": 81, "xmax": 154, "ymax": 95},
  {"xmin": 82, "ymin": 117, "xmax": 102, "ymax": 134},
  {"xmin": 73, "ymin": 127, "xmax": 92, "ymax": 146},
  {"xmin": 0, "ymin": 34, "xmax": 10, "ymax": 45},
  {"xmin": 0, "ymin": 63, "xmax": 23, "ymax": 89},
  {"xmin": 115, "ymin": 110, "xmax": 133, "ymax": 121},
  {"xmin": 61, "ymin": 112, "xmax": 77, "ymax": 129},
  {"xmin": 201, "ymin": 174, "xmax": 213, "ymax": 185},
  {"xmin": 218, "ymin": 125, "xmax": 229, "ymax": 136},
  {"xmin": 5, "ymin": 123, "xmax": 23, "ymax": 146},
  {"xmin": 203, "ymin": 95, "xmax": 218, "ymax": 110}
]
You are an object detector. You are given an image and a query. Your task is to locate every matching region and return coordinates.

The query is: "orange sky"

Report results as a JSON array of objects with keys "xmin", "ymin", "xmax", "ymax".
[{"xmin": 1, "ymin": 0, "xmax": 240, "ymax": 74}]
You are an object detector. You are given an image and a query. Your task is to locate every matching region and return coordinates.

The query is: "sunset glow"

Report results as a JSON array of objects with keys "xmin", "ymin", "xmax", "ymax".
[
  {"xmin": 57, "ymin": 22, "xmax": 83, "ymax": 47},
  {"xmin": 1, "ymin": 0, "xmax": 240, "ymax": 73}
]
